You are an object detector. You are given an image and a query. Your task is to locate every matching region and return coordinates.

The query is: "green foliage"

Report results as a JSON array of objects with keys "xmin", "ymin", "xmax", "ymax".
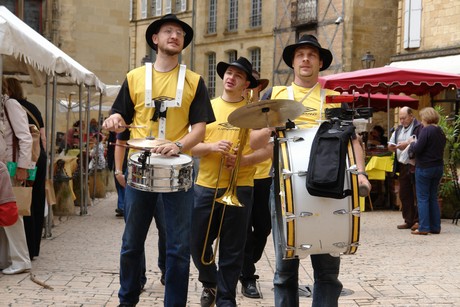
[{"xmin": 434, "ymin": 105, "xmax": 460, "ymax": 199}]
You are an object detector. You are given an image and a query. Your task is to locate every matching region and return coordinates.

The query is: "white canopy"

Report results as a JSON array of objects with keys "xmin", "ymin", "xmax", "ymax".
[
  {"xmin": 389, "ymin": 54, "xmax": 460, "ymax": 75},
  {"xmin": 0, "ymin": 5, "xmax": 105, "ymax": 92}
]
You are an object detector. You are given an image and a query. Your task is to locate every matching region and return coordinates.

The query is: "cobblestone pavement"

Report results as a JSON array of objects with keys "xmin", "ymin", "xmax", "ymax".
[{"xmin": 1, "ymin": 192, "xmax": 459, "ymax": 306}]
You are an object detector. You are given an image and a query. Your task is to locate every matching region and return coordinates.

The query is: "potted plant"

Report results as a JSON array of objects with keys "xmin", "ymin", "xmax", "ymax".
[{"xmin": 435, "ymin": 106, "xmax": 460, "ymax": 217}]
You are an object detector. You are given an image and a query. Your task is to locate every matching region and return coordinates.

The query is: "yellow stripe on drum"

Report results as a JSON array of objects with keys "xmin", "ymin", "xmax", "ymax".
[
  {"xmin": 346, "ymin": 141, "xmax": 360, "ymax": 254},
  {"xmin": 279, "ymin": 131, "xmax": 296, "ymax": 259}
]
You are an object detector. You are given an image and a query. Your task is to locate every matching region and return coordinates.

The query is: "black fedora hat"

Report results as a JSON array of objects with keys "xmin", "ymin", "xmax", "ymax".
[
  {"xmin": 216, "ymin": 57, "xmax": 258, "ymax": 88},
  {"xmin": 282, "ymin": 34, "xmax": 333, "ymax": 71},
  {"xmin": 145, "ymin": 14, "xmax": 194, "ymax": 51}
]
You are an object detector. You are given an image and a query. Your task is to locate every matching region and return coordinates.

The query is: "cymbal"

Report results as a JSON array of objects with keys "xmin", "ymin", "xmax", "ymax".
[
  {"xmin": 127, "ymin": 138, "xmax": 172, "ymax": 148},
  {"xmin": 228, "ymin": 99, "xmax": 305, "ymax": 129}
]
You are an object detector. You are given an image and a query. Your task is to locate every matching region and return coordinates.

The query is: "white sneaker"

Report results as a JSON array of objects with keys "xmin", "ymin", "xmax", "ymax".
[{"xmin": 2, "ymin": 265, "xmax": 31, "ymax": 275}]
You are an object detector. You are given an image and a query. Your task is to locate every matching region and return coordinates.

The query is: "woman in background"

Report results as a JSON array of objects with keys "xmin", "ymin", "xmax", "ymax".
[
  {"xmin": 5, "ymin": 77, "xmax": 47, "ymax": 259},
  {"xmin": 408, "ymin": 107, "xmax": 446, "ymax": 235},
  {"xmin": 0, "ymin": 77, "xmax": 33, "ymax": 274}
]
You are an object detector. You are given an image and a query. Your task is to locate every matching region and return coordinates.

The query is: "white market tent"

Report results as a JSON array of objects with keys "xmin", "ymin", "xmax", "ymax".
[{"xmin": 0, "ymin": 5, "xmax": 108, "ymax": 221}]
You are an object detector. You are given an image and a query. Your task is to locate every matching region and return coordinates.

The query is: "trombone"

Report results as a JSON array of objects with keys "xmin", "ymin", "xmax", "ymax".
[{"xmin": 200, "ymin": 90, "xmax": 254, "ymax": 265}]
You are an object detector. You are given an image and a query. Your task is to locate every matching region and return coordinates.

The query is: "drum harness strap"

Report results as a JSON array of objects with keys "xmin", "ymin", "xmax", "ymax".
[
  {"xmin": 286, "ymin": 82, "xmax": 326, "ymax": 123},
  {"xmin": 144, "ymin": 62, "xmax": 187, "ymax": 139}
]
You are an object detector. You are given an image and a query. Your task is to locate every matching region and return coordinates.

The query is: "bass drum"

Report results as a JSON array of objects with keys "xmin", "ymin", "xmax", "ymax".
[
  {"xmin": 127, "ymin": 152, "xmax": 193, "ymax": 193},
  {"xmin": 275, "ymin": 126, "xmax": 360, "ymax": 259}
]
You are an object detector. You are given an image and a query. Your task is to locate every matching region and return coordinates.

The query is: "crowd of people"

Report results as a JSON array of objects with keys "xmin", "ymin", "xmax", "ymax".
[{"xmin": 0, "ymin": 12, "xmax": 451, "ymax": 307}]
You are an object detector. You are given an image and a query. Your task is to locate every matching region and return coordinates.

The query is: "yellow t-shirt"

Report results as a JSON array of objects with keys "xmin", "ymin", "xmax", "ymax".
[
  {"xmin": 271, "ymin": 83, "xmax": 341, "ymax": 127},
  {"xmin": 196, "ymin": 97, "xmax": 256, "ymax": 188},
  {"xmin": 126, "ymin": 65, "xmax": 201, "ymax": 144}
]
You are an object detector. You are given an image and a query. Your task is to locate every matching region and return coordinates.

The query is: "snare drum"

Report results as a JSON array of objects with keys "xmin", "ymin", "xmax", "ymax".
[
  {"xmin": 127, "ymin": 152, "xmax": 193, "ymax": 192},
  {"xmin": 275, "ymin": 126, "xmax": 360, "ymax": 259}
]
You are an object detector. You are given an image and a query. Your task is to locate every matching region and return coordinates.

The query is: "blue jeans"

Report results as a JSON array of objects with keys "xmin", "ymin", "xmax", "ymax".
[
  {"xmin": 415, "ymin": 166, "xmax": 443, "ymax": 233},
  {"xmin": 191, "ymin": 185, "xmax": 253, "ymax": 306},
  {"xmin": 119, "ymin": 185, "xmax": 193, "ymax": 306},
  {"xmin": 270, "ymin": 185, "xmax": 342, "ymax": 307},
  {"xmin": 114, "ymin": 174, "xmax": 125, "ymax": 212}
]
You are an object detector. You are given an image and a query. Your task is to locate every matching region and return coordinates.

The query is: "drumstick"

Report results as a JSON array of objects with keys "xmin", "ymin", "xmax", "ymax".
[
  {"xmin": 109, "ymin": 142, "xmax": 152, "ymax": 152},
  {"xmin": 109, "ymin": 142, "xmax": 180, "ymax": 157},
  {"xmin": 118, "ymin": 125, "xmax": 147, "ymax": 129}
]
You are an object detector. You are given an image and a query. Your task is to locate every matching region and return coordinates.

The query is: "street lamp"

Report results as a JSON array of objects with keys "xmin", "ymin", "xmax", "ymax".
[{"xmin": 361, "ymin": 51, "xmax": 375, "ymax": 69}]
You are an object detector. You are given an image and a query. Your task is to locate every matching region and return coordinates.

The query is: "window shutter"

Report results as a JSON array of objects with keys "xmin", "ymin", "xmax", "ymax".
[
  {"xmin": 409, "ymin": 0, "xmax": 421, "ymax": 48},
  {"xmin": 403, "ymin": 0, "xmax": 410, "ymax": 48},
  {"xmin": 181, "ymin": 0, "xmax": 187, "ymax": 12}
]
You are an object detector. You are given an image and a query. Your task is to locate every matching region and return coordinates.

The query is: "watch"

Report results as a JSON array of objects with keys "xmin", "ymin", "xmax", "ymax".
[
  {"xmin": 356, "ymin": 171, "xmax": 368, "ymax": 179},
  {"xmin": 175, "ymin": 141, "xmax": 183, "ymax": 153},
  {"xmin": 114, "ymin": 170, "xmax": 123, "ymax": 176}
]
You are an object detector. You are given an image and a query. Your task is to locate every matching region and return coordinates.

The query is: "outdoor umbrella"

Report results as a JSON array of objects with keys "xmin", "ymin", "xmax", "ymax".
[{"xmin": 319, "ymin": 66, "xmax": 460, "ymax": 134}]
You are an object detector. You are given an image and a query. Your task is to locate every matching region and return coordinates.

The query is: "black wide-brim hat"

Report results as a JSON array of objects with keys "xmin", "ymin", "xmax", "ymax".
[
  {"xmin": 145, "ymin": 14, "xmax": 194, "ymax": 51},
  {"xmin": 282, "ymin": 34, "xmax": 333, "ymax": 71},
  {"xmin": 216, "ymin": 57, "xmax": 258, "ymax": 88}
]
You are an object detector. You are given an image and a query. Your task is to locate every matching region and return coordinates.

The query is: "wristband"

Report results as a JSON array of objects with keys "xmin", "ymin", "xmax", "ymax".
[
  {"xmin": 114, "ymin": 170, "xmax": 123, "ymax": 175},
  {"xmin": 356, "ymin": 171, "xmax": 368, "ymax": 179}
]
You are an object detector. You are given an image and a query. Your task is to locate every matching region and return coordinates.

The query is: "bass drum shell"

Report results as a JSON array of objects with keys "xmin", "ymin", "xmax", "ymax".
[{"xmin": 276, "ymin": 126, "xmax": 360, "ymax": 259}]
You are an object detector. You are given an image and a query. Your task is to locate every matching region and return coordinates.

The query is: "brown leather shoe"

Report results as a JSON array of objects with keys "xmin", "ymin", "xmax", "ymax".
[
  {"xmin": 411, "ymin": 223, "xmax": 419, "ymax": 231},
  {"xmin": 411, "ymin": 229, "xmax": 429, "ymax": 235},
  {"xmin": 397, "ymin": 223, "xmax": 411, "ymax": 229}
]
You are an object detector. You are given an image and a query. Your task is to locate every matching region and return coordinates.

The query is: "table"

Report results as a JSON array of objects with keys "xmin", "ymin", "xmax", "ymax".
[{"xmin": 365, "ymin": 155, "xmax": 396, "ymax": 210}]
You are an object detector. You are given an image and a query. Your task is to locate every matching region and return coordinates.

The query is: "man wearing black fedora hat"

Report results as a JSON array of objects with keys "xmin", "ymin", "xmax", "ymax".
[
  {"xmin": 262, "ymin": 34, "xmax": 371, "ymax": 307},
  {"xmin": 103, "ymin": 14, "xmax": 215, "ymax": 307},
  {"xmin": 190, "ymin": 57, "xmax": 272, "ymax": 307}
]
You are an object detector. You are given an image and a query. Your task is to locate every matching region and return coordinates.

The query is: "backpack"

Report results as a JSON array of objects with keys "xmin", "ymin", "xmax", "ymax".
[{"xmin": 306, "ymin": 120, "xmax": 355, "ymax": 199}]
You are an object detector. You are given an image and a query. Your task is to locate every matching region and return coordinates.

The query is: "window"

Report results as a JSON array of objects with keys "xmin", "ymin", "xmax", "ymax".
[
  {"xmin": 151, "ymin": 0, "xmax": 162, "ymax": 17},
  {"xmin": 250, "ymin": 48, "xmax": 261, "ymax": 73},
  {"xmin": 174, "ymin": 0, "xmax": 187, "ymax": 12},
  {"xmin": 250, "ymin": 0, "xmax": 262, "ymax": 28},
  {"xmin": 297, "ymin": 0, "xmax": 317, "ymax": 24},
  {"xmin": 207, "ymin": 53, "xmax": 217, "ymax": 98},
  {"xmin": 227, "ymin": 50, "xmax": 237, "ymax": 63},
  {"xmin": 141, "ymin": 0, "xmax": 147, "ymax": 18},
  {"xmin": 404, "ymin": 0, "xmax": 422, "ymax": 49},
  {"xmin": 4, "ymin": 0, "xmax": 43, "ymax": 33},
  {"xmin": 208, "ymin": 0, "xmax": 217, "ymax": 34},
  {"xmin": 227, "ymin": 0, "xmax": 238, "ymax": 31},
  {"xmin": 165, "ymin": 0, "xmax": 172, "ymax": 14}
]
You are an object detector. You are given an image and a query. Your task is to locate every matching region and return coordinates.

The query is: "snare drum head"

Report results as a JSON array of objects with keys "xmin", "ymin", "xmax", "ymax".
[{"xmin": 129, "ymin": 152, "xmax": 192, "ymax": 166}]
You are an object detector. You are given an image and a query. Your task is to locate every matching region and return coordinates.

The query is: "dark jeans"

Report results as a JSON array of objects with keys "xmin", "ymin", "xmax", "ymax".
[
  {"xmin": 241, "ymin": 177, "xmax": 272, "ymax": 282},
  {"xmin": 270, "ymin": 184, "xmax": 342, "ymax": 307},
  {"xmin": 398, "ymin": 163, "xmax": 418, "ymax": 226},
  {"xmin": 23, "ymin": 149, "xmax": 47, "ymax": 259},
  {"xmin": 119, "ymin": 185, "xmax": 192, "ymax": 306},
  {"xmin": 191, "ymin": 184, "xmax": 253, "ymax": 307}
]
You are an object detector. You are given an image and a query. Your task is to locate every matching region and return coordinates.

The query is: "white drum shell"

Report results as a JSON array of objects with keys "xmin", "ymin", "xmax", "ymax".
[
  {"xmin": 277, "ymin": 127, "xmax": 359, "ymax": 258},
  {"xmin": 127, "ymin": 152, "xmax": 193, "ymax": 192}
]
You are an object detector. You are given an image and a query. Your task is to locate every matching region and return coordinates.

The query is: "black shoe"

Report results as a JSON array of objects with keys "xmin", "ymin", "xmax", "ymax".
[
  {"xmin": 118, "ymin": 304, "xmax": 136, "ymax": 307},
  {"xmin": 200, "ymin": 287, "xmax": 216, "ymax": 307},
  {"xmin": 241, "ymin": 280, "xmax": 261, "ymax": 298},
  {"xmin": 115, "ymin": 208, "xmax": 124, "ymax": 217},
  {"xmin": 160, "ymin": 273, "xmax": 165, "ymax": 285}
]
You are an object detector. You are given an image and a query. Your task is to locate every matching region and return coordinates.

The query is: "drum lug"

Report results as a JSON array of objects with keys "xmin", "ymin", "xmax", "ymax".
[
  {"xmin": 291, "ymin": 136, "xmax": 304, "ymax": 142},
  {"xmin": 285, "ymin": 212, "xmax": 296, "ymax": 221},
  {"xmin": 278, "ymin": 137, "xmax": 288, "ymax": 144},
  {"xmin": 299, "ymin": 211, "xmax": 313, "ymax": 217},
  {"xmin": 282, "ymin": 169, "xmax": 307, "ymax": 179},
  {"xmin": 333, "ymin": 208, "xmax": 361, "ymax": 217},
  {"xmin": 333, "ymin": 241, "xmax": 360, "ymax": 249},
  {"xmin": 299, "ymin": 244, "xmax": 312, "ymax": 250}
]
